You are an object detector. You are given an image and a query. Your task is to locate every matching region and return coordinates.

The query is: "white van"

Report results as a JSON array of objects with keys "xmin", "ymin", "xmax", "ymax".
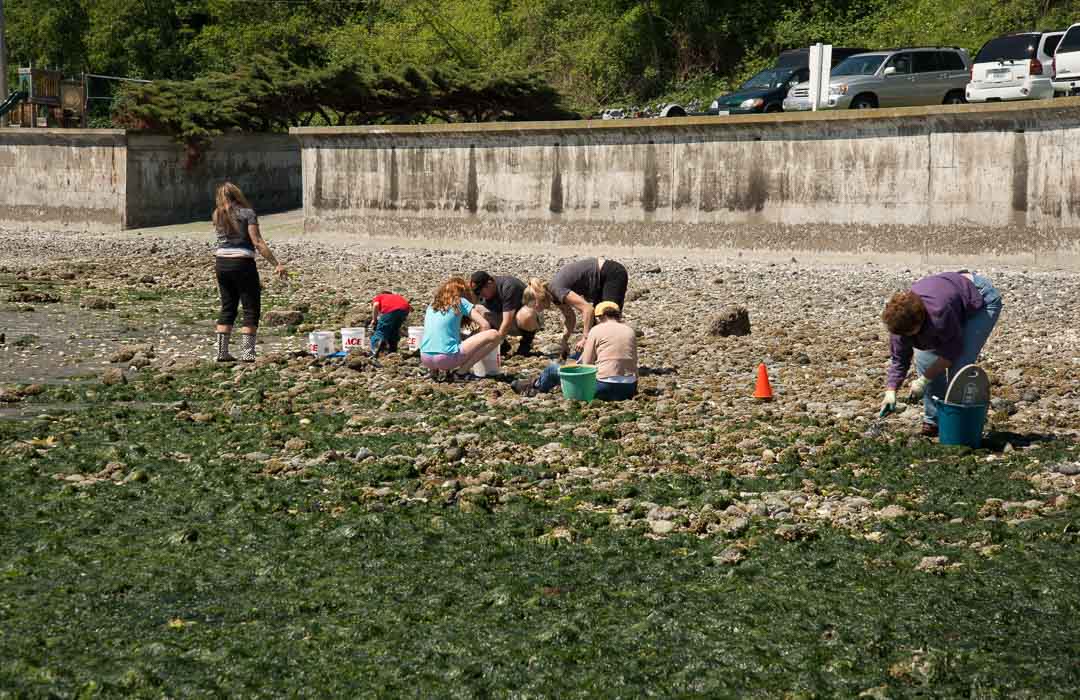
[
  {"xmin": 966, "ymin": 31, "xmax": 1061, "ymax": 102},
  {"xmin": 1052, "ymin": 23, "xmax": 1080, "ymax": 95}
]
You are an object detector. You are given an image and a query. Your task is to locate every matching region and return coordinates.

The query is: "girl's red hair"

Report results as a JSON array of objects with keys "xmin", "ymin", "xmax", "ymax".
[{"xmin": 432, "ymin": 277, "xmax": 473, "ymax": 313}]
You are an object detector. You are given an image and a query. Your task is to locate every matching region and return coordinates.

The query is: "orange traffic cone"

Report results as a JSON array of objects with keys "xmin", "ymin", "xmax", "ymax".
[{"xmin": 754, "ymin": 363, "xmax": 774, "ymax": 400}]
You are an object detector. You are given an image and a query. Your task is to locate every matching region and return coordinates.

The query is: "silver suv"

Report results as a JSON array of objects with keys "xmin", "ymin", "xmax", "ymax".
[{"xmin": 783, "ymin": 47, "xmax": 972, "ymax": 111}]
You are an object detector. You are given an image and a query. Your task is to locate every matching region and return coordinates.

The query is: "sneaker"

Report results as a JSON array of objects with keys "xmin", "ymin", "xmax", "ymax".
[
  {"xmin": 511, "ymin": 378, "xmax": 539, "ymax": 397},
  {"xmin": 920, "ymin": 423, "xmax": 939, "ymax": 437}
]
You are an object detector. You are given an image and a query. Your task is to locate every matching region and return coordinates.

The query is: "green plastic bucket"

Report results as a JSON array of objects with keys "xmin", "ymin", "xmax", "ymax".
[
  {"xmin": 559, "ymin": 365, "xmax": 598, "ymax": 402},
  {"xmin": 934, "ymin": 398, "xmax": 988, "ymax": 448}
]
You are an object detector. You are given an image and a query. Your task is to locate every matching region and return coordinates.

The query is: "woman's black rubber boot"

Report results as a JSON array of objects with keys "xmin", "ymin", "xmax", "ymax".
[
  {"xmin": 239, "ymin": 333, "xmax": 257, "ymax": 363},
  {"xmin": 216, "ymin": 332, "xmax": 236, "ymax": 362}
]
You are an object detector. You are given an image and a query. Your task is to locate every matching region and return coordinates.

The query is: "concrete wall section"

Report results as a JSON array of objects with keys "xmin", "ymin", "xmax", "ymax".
[
  {"xmin": 0, "ymin": 130, "xmax": 300, "ymax": 231},
  {"xmin": 0, "ymin": 129, "xmax": 127, "ymax": 231},
  {"xmin": 293, "ymin": 100, "xmax": 1080, "ymax": 257},
  {"xmin": 125, "ymin": 134, "xmax": 300, "ymax": 229}
]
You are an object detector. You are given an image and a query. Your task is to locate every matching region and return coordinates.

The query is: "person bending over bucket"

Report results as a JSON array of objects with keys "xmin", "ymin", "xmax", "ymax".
[
  {"xmin": 512, "ymin": 302, "xmax": 638, "ymax": 401},
  {"xmin": 369, "ymin": 290, "xmax": 411, "ymax": 358},
  {"xmin": 419, "ymin": 276, "xmax": 504, "ymax": 381},
  {"xmin": 880, "ymin": 271, "xmax": 1003, "ymax": 437},
  {"xmin": 550, "ymin": 257, "xmax": 629, "ymax": 358},
  {"xmin": 212, "ymin": 182, "xmax": 287, "ymax": 362},
  {"xmin": 470, "ymin": 271, "xmax": 542, "ymax": 356}
]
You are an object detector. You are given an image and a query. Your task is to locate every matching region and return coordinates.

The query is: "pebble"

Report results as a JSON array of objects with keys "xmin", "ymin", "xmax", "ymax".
[
  {"xmin": 649, "ymin": 520, "xmax": 677, "ymax": 535},
  {"xmin": 877, "ymin": 505, "xmax": 908, "ymax": 520}
]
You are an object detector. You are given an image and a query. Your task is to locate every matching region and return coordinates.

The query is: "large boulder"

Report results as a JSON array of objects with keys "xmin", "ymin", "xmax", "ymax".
[
  {"xmin": 709, "ymin": 306, "xmax": 751, "ymax": 337},
  {"xmin": 263, "ymin": 309, "xmax": 305, "ymax": 326}
]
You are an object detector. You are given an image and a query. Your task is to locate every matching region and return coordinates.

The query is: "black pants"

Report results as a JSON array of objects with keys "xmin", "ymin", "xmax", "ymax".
[
  {"xmin": 216, "ymin": 257, "xmax": 261, "ymax": 328},
  {"xmin": 598, "ymin": 260, "xmax": 628, "ymax": 310}
]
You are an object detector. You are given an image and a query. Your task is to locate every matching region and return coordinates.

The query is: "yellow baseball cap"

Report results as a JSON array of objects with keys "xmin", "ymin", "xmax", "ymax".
[{"xmin": 594, "ymin": 301, "xmax": 620, "ymax": 318}]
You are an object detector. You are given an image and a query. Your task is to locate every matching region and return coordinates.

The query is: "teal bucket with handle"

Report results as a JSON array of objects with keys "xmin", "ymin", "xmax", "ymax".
[
  {"xmin": 933, "ymin": 398, "xmax": 988, "ymax": 448},
  {"xmin": 559, "ymin": 365, "xmax": 598, "ymax": 402}
]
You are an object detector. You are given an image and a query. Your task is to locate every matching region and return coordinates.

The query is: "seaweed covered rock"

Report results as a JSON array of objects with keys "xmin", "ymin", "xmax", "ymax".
[{"xmin": 709, "ymin": 305, "xmax": 751, "ymax": 337}]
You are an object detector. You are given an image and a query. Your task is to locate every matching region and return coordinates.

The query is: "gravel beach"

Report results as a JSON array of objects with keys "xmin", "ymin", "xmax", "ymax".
[{"xmin": 3, "ymin": 223, "xmax": 1078, "ymax": 532}]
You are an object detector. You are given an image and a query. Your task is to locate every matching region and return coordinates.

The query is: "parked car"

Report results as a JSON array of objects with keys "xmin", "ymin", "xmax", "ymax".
[
  {"xmin": 966, "ymin": 31, "xmax": 1061, "ymax": 102},
  {"xmin": 706, "ymin": 66, "xmax": 810, "ymax": 114},
  {"xmin": 784, "ymin": 47, "xmax": 972, "ymax": 111},
  {"xmin": 702, "ymin": 47, "xmax": 870, "ymax": 115},
  {"xmin": 1052, "ymin": 23, "xmax": 1080, "ymax": 95}
]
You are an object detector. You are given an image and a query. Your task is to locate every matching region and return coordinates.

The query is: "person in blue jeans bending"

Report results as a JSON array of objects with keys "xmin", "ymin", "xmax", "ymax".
[
  {"xmin": 368, "ymin": 291, "xmax": 411, "ymax": 357},
  {"xmin": 512, "ymin": 301, "xmax": 638, "ymax": 401},
  {"xmin": 880, "ymin": 271, "xmax": 1003, "ymax": 437}
]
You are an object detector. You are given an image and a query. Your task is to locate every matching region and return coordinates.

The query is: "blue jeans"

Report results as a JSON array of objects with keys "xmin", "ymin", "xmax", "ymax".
[
  {"xmin": 915, "ymin": 273, "xmax": 1002, "ymax": 425},
  {"xmin": 536, "ymin": 361, "xmax": 638, "ymax": 402},
  {"xmin": 370, "ymin": 310, "xmax": 408, "ymax": 353}
]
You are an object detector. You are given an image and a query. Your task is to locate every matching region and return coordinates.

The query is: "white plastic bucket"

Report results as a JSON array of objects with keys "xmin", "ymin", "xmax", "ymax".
[
  {"xmin": 407, "ymin": 326, "xmax": 424, "ymax": 352},
  {"xmin": 308, "ymin": 331, "xmax": 335, "ymax": 357},
  {"xmin": 340, "ymin": 327, "xmax": 366, "ymax": 351},
  {"xmin": 471, "ymin": 347, "xmax": 502, "ymax": 377}
]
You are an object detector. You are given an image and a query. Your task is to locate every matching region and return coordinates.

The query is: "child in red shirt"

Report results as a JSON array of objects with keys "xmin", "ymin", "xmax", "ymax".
[{"xmin": 370, "ymin": 291, "xmax": 411, "ymax": 357}]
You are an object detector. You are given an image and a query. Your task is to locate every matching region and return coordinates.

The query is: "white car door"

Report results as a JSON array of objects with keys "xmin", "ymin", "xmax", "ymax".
[{"xmin": 1054, "ymin": 25, "xmax": 1080, "ymax": 82}]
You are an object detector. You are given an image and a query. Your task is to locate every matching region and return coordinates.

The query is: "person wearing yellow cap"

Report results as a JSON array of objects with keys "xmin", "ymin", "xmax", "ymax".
[{"xmin": 512, "ymin": 301, "xmax": 638, "ymax": 401}]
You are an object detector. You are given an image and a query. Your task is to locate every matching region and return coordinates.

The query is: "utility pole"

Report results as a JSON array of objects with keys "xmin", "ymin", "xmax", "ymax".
[{"xmin": 0, "ymin": 0, "xmax": 7, "ymax": 127}]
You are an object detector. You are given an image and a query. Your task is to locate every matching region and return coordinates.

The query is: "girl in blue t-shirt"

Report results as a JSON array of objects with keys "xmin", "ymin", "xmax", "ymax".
[{"xmin": 420, "ymin": 276, "xmax": 504, "ymax": 378}]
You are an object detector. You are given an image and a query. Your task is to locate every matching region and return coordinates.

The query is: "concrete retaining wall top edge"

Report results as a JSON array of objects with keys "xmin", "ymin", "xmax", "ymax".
[
  {"xmin": 290, "ymin": 96, "xmax": 1080, "ymax": 140},
  {"xmin": 126, "ymin": 133, "xmax": 297, "ymax": 152}
]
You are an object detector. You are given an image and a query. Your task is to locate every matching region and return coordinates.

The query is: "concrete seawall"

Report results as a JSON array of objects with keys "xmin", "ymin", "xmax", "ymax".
[
  {"xmin": 0, "ymin": 129, "xmax": 128, "ymax": 231},
  {"xmin": 0, "ymin": 130, "xmax": 300, "ymax": 231},
  {"xmin": 292, "ymin": 99, "xmax": 1080, "ymax": 264}
]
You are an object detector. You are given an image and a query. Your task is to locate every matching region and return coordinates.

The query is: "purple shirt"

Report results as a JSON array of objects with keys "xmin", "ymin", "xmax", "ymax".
[{"xmin": 887, "ymin": 273, "xmax": 984, "ymax": 389}]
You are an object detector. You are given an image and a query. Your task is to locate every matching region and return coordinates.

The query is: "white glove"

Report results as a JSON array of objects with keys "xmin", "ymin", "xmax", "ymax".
[
  {"xmin": 880, "ymin": 390, "xmax": 897, "ymax": 416},
  {"xmin": 908, "ymin": 375, "xmax": 929, "ymax": 401}
]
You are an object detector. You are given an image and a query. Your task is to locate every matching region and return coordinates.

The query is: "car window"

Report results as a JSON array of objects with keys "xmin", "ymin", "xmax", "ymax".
[
  {"xmin": 975, "ymin": 35, "xmax": 1039, "ymax": 62},
  {"xmin": 1044, "ymin": 34, "xmax": 1063, "ymax": 56},
  {"xmin": 913, "ymin": 52, "xmax": 941, "ymax": 73},
  {"xmin": 937, "ymin": 52, "xmax": 966, "ymax": 70},
  {"xmin": 741, "ymin": 69, "xmax": 790, "ymax": 90},
  {"xmin": 832, "ymin": 55, "xmax": 886, "ymax": 76},
  {"xmin": 1056, "ymin": 26, "xmax": 1080, "ymax": 53},
  {"xmin": 792, "ymin": 68, "xmax": 810, "ymax": 83},
  {"xmin": 886, "ymin": 53, "xmax": 912, "ymax": 75}
]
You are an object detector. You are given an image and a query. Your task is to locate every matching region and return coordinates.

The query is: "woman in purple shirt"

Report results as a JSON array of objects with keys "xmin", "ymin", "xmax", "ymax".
[{"xmin": 880, "ymin": 271, "xmax": 1003, "ymax": 436}]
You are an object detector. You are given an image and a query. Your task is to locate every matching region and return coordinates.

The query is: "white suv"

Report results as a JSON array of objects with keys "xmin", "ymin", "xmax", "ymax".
[
  {"xmin": 1053, "ymin": 23, "xmax": 1080, "ymax": 95},
  {"xmin": 967, "ymin": 31, "xmax": 1061, "ymax": 102}
]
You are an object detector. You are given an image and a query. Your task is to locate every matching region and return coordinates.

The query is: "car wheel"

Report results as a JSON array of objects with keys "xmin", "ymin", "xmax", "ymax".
[
  {"xmin": 943, "ymin": 91, "xmax": 966, "ymax": 105},
  {"xmin": 764, "ymin": 104, "xmax": 782, "ymax": 113},
  {"xmin": 850, "ymin": 95, "xmax": 877, "ymax": 109}
]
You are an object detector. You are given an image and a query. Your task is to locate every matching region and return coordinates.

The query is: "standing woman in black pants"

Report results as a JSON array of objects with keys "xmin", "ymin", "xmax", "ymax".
[{"xmin": 212, "ymin": 182, "xmax": 286, "ymax": 362}]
